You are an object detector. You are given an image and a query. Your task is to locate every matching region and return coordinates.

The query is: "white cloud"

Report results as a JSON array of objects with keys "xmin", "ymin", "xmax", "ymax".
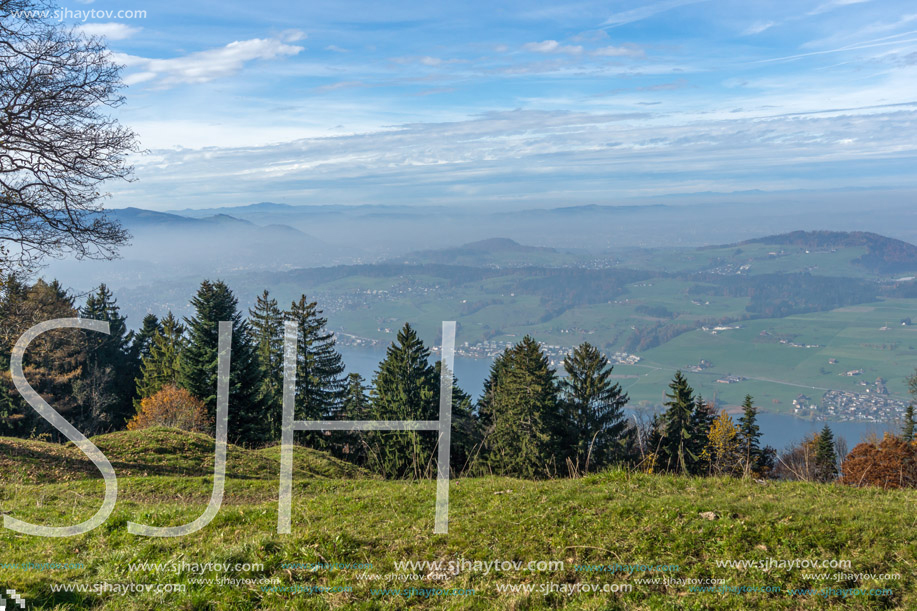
[
  {"xmin": 280, "ymin": 30, "xmax": 307, "ymax": 43},
  {"xmin": 119, "ymin": 103, "xmax": 917, "ymax": 210},
  {"xmin": 592, "ymin": 45, "xmax": 644, "ymax": 58},
  {"xmin": 523, "ymin": 40, "xmax": 583, "ymax": 54},
  {"xmin": 325, "ymin": 45, "xmax": 349, "ymax": 53},
  {"xmin": 391, "ymin": 55, "xmax": 465, "ymax": 66},
  {"xmin": 76, "ymin": 22, "xmax": 141, "ymax": 40},
  {"xmin": 115, "ymin": 35, "xmax": 305, "ymax": 88}
]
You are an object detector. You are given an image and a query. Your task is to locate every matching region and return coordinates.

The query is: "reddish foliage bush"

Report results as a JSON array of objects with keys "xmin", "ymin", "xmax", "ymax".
[{"xmin": 840, "ymin": 434, "xmax": 917, "ymax": 489}]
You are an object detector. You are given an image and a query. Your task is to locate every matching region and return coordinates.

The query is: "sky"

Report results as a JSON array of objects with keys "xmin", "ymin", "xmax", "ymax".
[{"xmin": 56, "ymin": 0, "xmax": 917, "ymax": 210}]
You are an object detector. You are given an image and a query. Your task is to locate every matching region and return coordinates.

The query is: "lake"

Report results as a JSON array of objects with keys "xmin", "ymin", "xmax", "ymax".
[{"xmin": 339, "ymin": 347, "xmax": 896, "ymax": 451}]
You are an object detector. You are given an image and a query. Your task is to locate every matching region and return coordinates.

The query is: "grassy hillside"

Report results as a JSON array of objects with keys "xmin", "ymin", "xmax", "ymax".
[
  {"xmin": 0, "ymin": 429, "xmax": 915, "ymax": 609},
  {"xmin": 0, "ymin": 428, "xmax": 370, "ymax": 484}
]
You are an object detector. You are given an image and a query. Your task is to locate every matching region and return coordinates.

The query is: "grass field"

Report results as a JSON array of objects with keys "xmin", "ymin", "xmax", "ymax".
[{"xmin": 1, "ymin": 428, "xmax": 915, "ymax": 610}]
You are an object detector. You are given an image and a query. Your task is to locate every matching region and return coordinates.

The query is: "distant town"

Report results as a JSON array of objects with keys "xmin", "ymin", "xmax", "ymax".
[{"xmin": 794, "ymin": 381, "xmax": 911, "ymax": 423}]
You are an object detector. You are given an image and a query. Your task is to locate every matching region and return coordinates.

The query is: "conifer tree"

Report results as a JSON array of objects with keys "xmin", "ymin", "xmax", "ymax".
[
  {"xmin": 479, "ymin": 336, "xmax": 562, "ymax": 478},
  {"xmin": 659, "ymin": 371, "xmax": 696, "ymax": 474},
  {"xmin": 434, "ymin": 360, "xmax": 481, "ymax": 476},
  {"xmin": 249, "ymin": 290, "xmax": 284, "ymax": 438},
  {"xmin": 287, "ymin": 295, "xmax": 346, "ymax": 448},
  {"xmin": 903, "ymin": 405, "xmax": 916, "ymax": 444},
  {"xmin": 181, "ymin": 280, "xmax": 267, "ymax": 445},
  {"xmin": 332, "ymin": 373, "xmax": 371, "ymax": 463},
  {"xmin": 127, "ymin": 313, "xmax": 160, "ymax": 405},
  {"xmin": 561, "ymin": 342, "xmax": 628, "ymax": 471},
  {"xmin": 904, "ymin": 372, "xmax": 916, "ymax": 443},
  {"xmin": 133, "ymin": 314, "xmax": 161, "ymax": 363},
  {"xmin": 644, "ymin": 413, "xmax": 665, "ymax": 473},
  {"xmin": 135, "ymin": 312, "xmax": 185, "ymax": 407},
  {"xmin": 689, "ymin": 395, "xmax": 716, "ymax": 475},
  {"xmin": 737, "ymin": 394, "xmax": 763, "ymax": 477},
  {"xmin": 342, "ymin": 372, "xmax": 370, "ymax": 419},
  {"xmin": 288, "ymin": 295, "xmax": 346, "ymax": 420},
  {"xmin": 0, "ymin": 279, "xmax": 83, "ymax": 438},
  {"xmin": 814, "ymin": 425, "xmax": 838, "ymax": 482},
  {"xmin": 75, "ymin": 284, "xmax": 135, "ymax": 432},
  {"xmin": 366, "ymin": 323, "xmax": 439, "ymax": 478}
]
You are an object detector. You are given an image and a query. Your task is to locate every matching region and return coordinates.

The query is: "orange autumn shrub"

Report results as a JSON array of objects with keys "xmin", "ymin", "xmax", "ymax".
[
  {"xmin": 127, "ymin": 385, "xmax": 211, "ymax": 434},
  {"xmin": 840, "ymin": 433, "xmax": 917, "ymax": 489}
]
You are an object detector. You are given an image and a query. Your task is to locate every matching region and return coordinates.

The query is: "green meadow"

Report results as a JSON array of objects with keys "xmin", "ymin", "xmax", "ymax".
[{"xmin": 1, "ymin": 429, "xmax": 915, "ymax": 610}]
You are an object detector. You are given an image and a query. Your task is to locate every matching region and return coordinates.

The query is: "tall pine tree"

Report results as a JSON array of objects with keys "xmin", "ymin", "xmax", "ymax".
[
  {"xmin": 366, "ymin": 323, "xmax": 439, "ymax": 478},
  {"xmin": 659, "ymin": 371, "xmax": 696, "ymax": 474},
  {"xmin": 561, "ymin": 342, "xmax": 628, "ymax": 471},
  {"xmin": 0, "ymin": 279, "xmax": 83, "ymax": 438},
  {"xmin": 902, "ymin": 405, "xmax": 916, "ymax": 444},
  {"xmin": 249, "ymin": 290, "xmax": 284, "ymax": 439},
  {"xmin": 814, "ymin": 425, "xmax": 838, "ymax": 482},
  {"xmin": 737, "ymin": 394, "xmax": 763, "ymax": 477},
  {"xmin": 479, "ymin": 336, "xmax": 563, "ymax": 478},
  {"xmin": 75, "ymin": 284, "xmax": 135, "ymax": 433},
  {"xmin": 333, "ymin": 372, "xmax": 371, "ymax": 463},
  {"xmin": 689, "ymin": 395, "xmax": 716, "ymax": 475},
  {"xmin": 287, "ymin": 295, "xmax": 347, "ymax": 449},
  {"xmin": 132, "ymin": 314, "xmax": 161, "ymax": 363},
  {"xmin": 181, "ymin": 280, "xmax": 267, "ymax": 445},
  {"xmin": 135, "ymin": 312, "xmax": 185, "ymax": 407},
  {"xmin": 288, "ymin": 295, "xmax": 346, "ymax": 421}
]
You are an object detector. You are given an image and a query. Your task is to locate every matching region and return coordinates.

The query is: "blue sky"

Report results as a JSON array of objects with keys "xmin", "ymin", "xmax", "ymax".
[{"xmin": 63, "ymin": 0, "xmax": 917, "ymax": 210}]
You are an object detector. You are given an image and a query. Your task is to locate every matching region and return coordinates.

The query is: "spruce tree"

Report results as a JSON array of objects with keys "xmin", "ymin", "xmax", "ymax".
[
  {"xmin": 0, "ymin": 279, "xmax": 84, "ymax": 439},
  {"xmin": 135, "ymin": 312, "xmax": 185, "ymax": 407},
  {"xmin": 181, "ymin": 280, "xmax": 267, "ymax": 445},
  {"xmin": 561, "ymin": 342, "xmax": 628, "ymax": 471},
  {"xmin": 288, "ymin": 295, "xmax": 346, "ymax": 419},
  {"xmin": 477, "ymin": 348, "xmax": 509, "ymax": 434},
  {"xmin": 287, "ymin": 295, "xmax": 346, "ymax": 449},
  {"xmin": 660, "ymin": 371, "xmax": 696, "ymax": 474},
  {"xmin": 342, "ymin": 372, "xmax": 370, "ymax": 419},
  {"xmin": 814, "ymin": 425, "xmax": 838, "ymax": 482},
  {"xmin": 479, "ymin": 336, "xmax": 562, "ymax": 478},
  {"xmin": 0, "ymin": 276, "xmax": 28, "ymax": 436},
  {"xmin": 645, "ymin": 413, "xmax": 665, "ymax": 473},
  {"xmin": 366, "ymin": 323, "xmax": 439, "ymax": 478},
  {"xmin": 737, "ymin": 394, "xmax": 763, "ymax": 477},
  {"xmin": 434, "ymin": 360, "xmax": 481, "ymax": 476},
  {"xmin": 689, "ymin": 396, "xmax": 716, "ymax": 475},
  {"xmin": 75, "ymin": 284, "xmax": 135, "ymax": 432},
  {"xmin": 249, "ymin": 290, "xmax": 284, "ymax": 438},
  {"xmin": 133, "ymin": 314, "xmax": 161, "ymax": 363},
  {"xmin": 332, "ymin": 373, "xmax": 370, "ymax": 463},
  {"xmin": 902, "ymin": 405, "xmax": 916, "ymax": 443}
]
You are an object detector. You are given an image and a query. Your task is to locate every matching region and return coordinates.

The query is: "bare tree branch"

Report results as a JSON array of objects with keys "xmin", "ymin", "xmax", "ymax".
[{"xmin": 0, "ymin": 0, "xmax": 137, "ymax": 275}]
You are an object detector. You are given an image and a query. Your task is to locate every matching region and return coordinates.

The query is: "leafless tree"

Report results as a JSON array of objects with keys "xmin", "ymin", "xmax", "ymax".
[
  {"xmin": 774, "ymin": 434, "xmax": 818, "ymax": 481},
  {"xmin": 1, "ymin": 0, "xmax": 137, "ymax": 275}
]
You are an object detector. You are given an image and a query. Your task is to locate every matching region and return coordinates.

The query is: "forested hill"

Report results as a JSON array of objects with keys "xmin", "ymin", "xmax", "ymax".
[{"xmin": 739, "ymin": 230, "xmax": 917, "ymax": 274}]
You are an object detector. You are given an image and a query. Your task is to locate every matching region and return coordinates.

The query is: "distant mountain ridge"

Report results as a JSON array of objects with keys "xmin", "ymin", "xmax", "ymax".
[{"xmin": 739, "ymin": 230, "xmax": 917, "ymax": 274}]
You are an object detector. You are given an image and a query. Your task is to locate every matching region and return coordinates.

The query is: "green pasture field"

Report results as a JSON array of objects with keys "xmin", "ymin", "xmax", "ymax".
[{"xmin": 1, "ymin": 429, "xmax": 915, "ymax": 610}]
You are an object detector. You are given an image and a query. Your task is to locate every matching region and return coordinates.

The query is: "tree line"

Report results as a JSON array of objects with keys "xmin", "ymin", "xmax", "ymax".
[{"xmin": 3, "ymin": 275, "xmax": 916, "ymax": 486}]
